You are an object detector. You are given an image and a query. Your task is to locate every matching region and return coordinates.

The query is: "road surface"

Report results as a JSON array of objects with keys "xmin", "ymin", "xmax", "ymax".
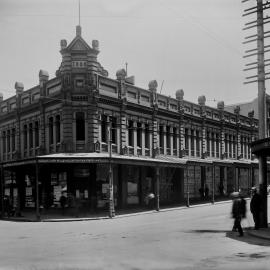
[{"xmin": 0, "ymin": 199, "xmax": 269, "ymax": 270}]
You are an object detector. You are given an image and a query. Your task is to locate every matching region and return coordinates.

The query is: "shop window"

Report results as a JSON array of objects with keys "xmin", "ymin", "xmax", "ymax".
[
  {"xmin": 29, "ymin": 123, "xmax": 33, "ymax": 148},
  {"xmin": 145, "ymin": 124, "xmax": 150, "ymax": 149},
  {"xmin": 137, "ymin": 123, "xmax": 142, "ymax": 148},
  {"xmin": 76, "ymin": 112, "xmax": 85, "ymax": 141},
  {"xmin": 55, "ymin": 115, "xmax": 61, "ymax": 143},
  {"xmin": 101, "ymin": 115, "xmax": 107, "ymax": 143},
  {"xmin": 35, "ymin": 121, "xmax": 39, "ymax": 147},
  {"xmin": 128, "ymin": 120, "xmax": 134, "ymax": 147},
  {"xmin": 23, "ymin": 124, "xmax": 28, "ymax": 150},
  {"xmin": 49, "ymin": 117, "xmax": 54, "ymax": 145},
  {"xmin": 127, "ymin": 166, "xmax": 139, "ymax": 205}
]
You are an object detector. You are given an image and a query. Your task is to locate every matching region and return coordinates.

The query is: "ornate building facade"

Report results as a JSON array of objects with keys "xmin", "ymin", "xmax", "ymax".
[{"xmin": 0, "ymin": 26, "xmax": 261, "ymax": 216}]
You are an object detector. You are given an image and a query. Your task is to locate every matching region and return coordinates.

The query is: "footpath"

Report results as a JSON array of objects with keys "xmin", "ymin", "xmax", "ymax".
[{"xmin": 1, "ymin": 198, "xmax": 270, "ymax": 241}]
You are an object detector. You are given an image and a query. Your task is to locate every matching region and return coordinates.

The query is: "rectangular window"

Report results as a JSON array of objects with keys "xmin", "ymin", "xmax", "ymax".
[
  {"xmin": 224, "ymin": 134, "xmax": 228, "ymax": 156},
  {"xmin": 166, "ymin": 126, "xmax": 171, "ymax": 149},
  {"xmin": 184, "ymin": 128, "xmax": 189, "ymax": 152},
  {"xmin": 76, "ymin": 112, "xmax": 85, "ymax": 141},
  {"xmin": 159, "ymin": 125, "xmax": 164, "ymax": 148},
  {"xmin": 145, "ymin": 124, "xmax": 150, "ymax": 149},
  {"xmin": 7, "ymin": 130, "xmax": 10, "ymax": 153},
  {"xmin": 128, "ymin": 121, "xmax": 134, "ymax": 147},
  {"xmin": 11, "ymin": 128, "xmax": 15, "ymax": 151},
  {"xmin": 29, "ymin": 123, "xmax": 33, "ymax": 148},
  {"xmin": 35, "ymin": 121, "xmax": 39, "ymax": 147},
  {"xmin": 23, "ymin": 125, "xmax": 28, "ymax": 150},
  {"xmin": 206, "ymin": 132, "xmax": 210, "ymax": 155},
  {"xmin": 3, "ymin": 131, "xmax": 6, "ymax": 153},
  {"xmin": 190, "ymin": 130, "xmax": 195, "ymax": 156},
  {"xmin": 137, "ymin": 123, "xmax": 142, "ymax": 148},
  {"xmin": 196, "ymin": 130, "xmax": 200, "ymax": 156},
  {"xmin": 49, "ymin": 117, "xmax": 54, "ymax": 145},
  {"xmin": 101, "ymin": 115, "xmax": 107, "ymax": 143},
  {"xmin": 216, "ymin": 134, "xmax": 220, "ymax": 157},
  {"xmin": 211, "ymin": 133, "xmax": 215, "ymax": 156},
  {"xmin": 110, "ymin": 116, "xmax": 117, "ymax": 144},
  {"xmin": 55, "ymin": 115, "xmax": 61, "ymax": 143},
  {"xmin": 173, "ymin": 127, "xmax": 177, "ymax": 150}
]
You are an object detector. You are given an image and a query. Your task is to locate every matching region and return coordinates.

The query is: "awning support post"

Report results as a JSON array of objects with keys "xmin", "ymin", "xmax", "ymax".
[{"xmin": 35, "ymin": 159, "xmax": 41, "ymax": 221}]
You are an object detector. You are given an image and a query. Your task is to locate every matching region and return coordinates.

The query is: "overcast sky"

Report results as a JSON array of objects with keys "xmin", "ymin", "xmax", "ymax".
[{"xmin": 0, "ymin": 0, "xmax": 267, "ymax": 107}]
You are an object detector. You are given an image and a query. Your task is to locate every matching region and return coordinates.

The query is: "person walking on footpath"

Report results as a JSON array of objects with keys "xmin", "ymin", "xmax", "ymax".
[
  {"xmin": 231, "ymin": 192, "xmax": 245, "ymax": 237},
  {"xmin": 250, "ymin": 187, "xmax": 262, "ymax": 230}
]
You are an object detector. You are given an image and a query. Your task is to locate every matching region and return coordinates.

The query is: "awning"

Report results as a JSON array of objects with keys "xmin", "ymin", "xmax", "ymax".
[{"xmin": 2, "ymin": 152, "xmax": 187, "ymax": 168}]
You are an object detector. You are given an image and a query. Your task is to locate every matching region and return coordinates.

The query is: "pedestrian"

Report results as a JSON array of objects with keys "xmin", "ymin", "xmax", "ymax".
[
  {"xmin": 145, "ymin": 191, "xmax": 155, "ymax": 210},
  {"xmin": 199, "ymin": 187, "xmax": 204, "ymax": 200},
  {"xmin": 250, "ymin": 187, "xmax": 261, "ymax": 230},
  {"xmin": 3, "ymin": 195, "xmax": 11, "ymax": 218},
  {"xmin": 231, "ymin": 192, "xmax": 245, "ymax": 237},
  {"xmin": 59, "ymin": 192, "xmax": 67, "ymax": 215}
]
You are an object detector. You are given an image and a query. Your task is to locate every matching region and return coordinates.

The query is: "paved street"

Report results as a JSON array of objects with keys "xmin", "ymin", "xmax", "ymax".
[{"xmin": 0, "ymin": 200, "xmax": 269, "ymax": 270}]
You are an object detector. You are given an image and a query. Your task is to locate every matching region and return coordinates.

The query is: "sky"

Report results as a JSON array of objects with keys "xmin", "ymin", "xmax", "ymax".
[{"xmin": 0, "ymin": 0, "xmax": 268, "ymax": 107}]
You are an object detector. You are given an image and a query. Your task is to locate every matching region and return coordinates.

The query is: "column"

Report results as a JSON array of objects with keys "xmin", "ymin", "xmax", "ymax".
[
  {"xmin": 170, "ymin": 127, "xmax": 173, "ymax": 156},
  {"xmin": 142, "ymin": 123, "xmax": 145, "ymax": 156},
  {"xmin": 133, "ymin": 122, "xmax": 137, "ymax": 155}
]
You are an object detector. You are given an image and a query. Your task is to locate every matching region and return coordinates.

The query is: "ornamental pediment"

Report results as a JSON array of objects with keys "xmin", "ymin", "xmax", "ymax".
[
  {"xmin": 71, "ymin": 39, "xmax": 88, "ymax": 50},
  {"xmin": 67, "ymin": 37, "xmax": 91, "ymax": 51}
]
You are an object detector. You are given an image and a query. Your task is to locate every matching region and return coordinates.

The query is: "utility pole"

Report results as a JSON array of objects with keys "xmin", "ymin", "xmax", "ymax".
[
  {"xmin": 108, "ymin": 123, "xmax": 115, "ymax": 218},
  {"xmin": 242, "ymin": 0, "xmax": 270, "ymax": 227}
]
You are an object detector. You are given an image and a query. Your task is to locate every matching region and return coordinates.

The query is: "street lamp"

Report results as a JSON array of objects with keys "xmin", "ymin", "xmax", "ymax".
[{"xmin": 107, "ymin": 123, "xmax": 115, "ymax": 218}]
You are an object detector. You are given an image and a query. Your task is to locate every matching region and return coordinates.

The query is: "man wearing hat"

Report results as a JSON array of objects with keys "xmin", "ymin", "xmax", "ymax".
[{"xmin": 250, "ymin": 187, "xmax": 262, "ymax": 230}]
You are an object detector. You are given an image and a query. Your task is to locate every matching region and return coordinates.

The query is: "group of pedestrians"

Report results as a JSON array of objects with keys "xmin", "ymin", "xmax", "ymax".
[{"xmin": 231, "ymin": 186, "xmax": 262, "ymax": 237}]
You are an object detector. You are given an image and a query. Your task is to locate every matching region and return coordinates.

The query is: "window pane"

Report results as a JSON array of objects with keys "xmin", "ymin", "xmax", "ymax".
[{"xmin": 76, "ymin": 112, "xmax": 85, "ymax": 141}]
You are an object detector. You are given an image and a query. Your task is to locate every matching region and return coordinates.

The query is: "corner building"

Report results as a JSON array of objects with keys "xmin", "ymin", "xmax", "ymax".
[{"xmin": 0, "ymin": 26, "xmax": 262, "ymax": 216}]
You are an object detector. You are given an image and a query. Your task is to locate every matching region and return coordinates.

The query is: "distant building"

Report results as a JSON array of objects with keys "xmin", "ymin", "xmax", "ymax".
[{"xmin": 0, "ymin": 25, "xmax": 263, "ymax": 217}]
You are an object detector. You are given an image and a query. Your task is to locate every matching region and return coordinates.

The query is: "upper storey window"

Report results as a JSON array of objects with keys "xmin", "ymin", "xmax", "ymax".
[
  {"xmin": 76, "ymin": 112, "xmax": 85, "ymax": 141},
  {"xmin": 72, "ymin": 61, "xmax": 87, "ymax": 68}
]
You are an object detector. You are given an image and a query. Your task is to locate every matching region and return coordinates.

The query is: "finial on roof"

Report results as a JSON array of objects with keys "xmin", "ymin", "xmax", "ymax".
[
  {"xmin": 175, "ymin": 89, "xmax": 184, "ymax": 100},
  {"xmin": 76, "ymin": 25, "xmax": 82, "ymax": 36}
]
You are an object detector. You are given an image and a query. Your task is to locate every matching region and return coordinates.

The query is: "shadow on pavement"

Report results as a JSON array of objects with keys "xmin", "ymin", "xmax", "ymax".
[
  {"xmin": 226, "ymin": 231, "xmax": 270, "ymax": 246},
  {"xmin": 186, "ymin": 229, "xmax": 270, "ymax": 246}
]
